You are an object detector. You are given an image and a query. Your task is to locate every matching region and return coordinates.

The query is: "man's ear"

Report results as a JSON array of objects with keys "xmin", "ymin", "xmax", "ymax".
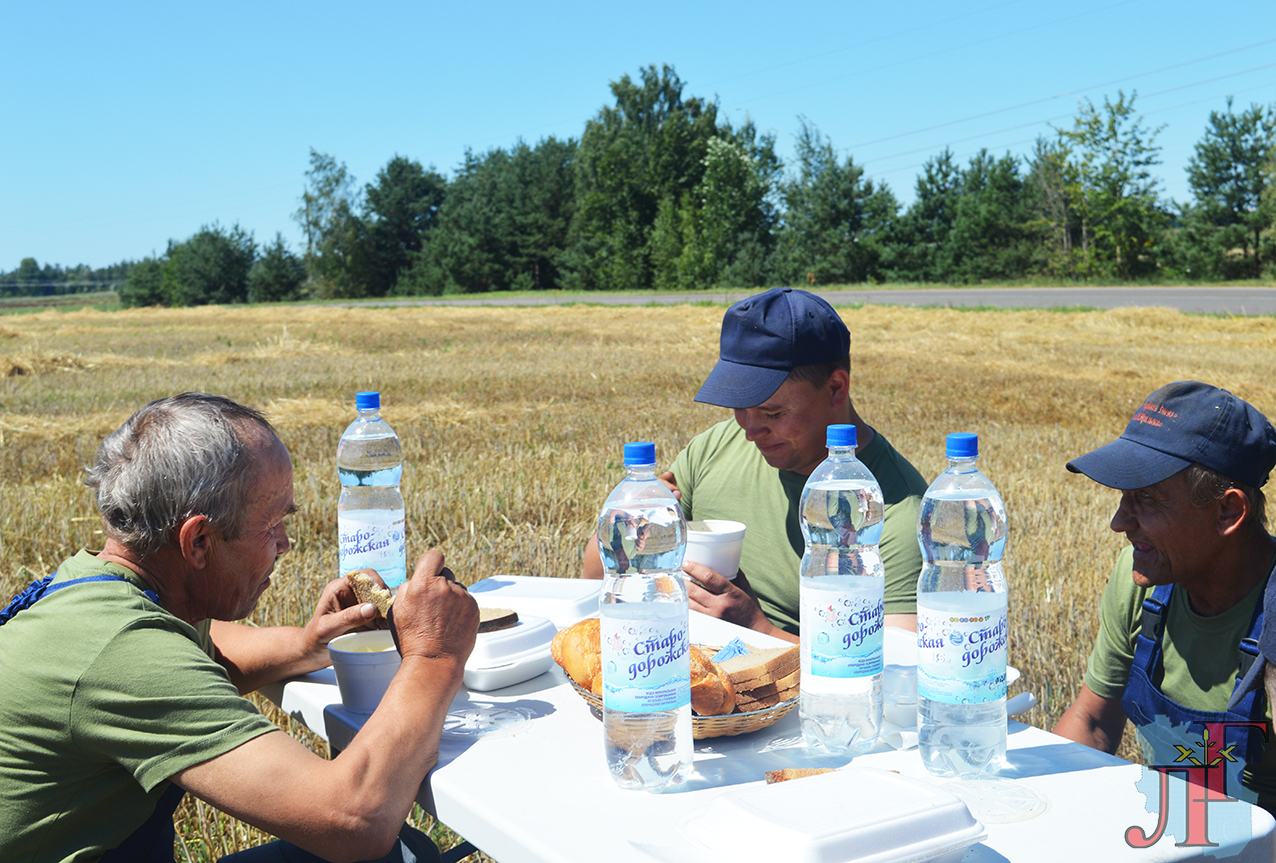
[
  {"xmin": 827, "ymin": 367, "xmax": 851, "ymax": 408},
  {"xmin": 1217, "ymin": 488, "xmax": 1250, "ymax": 537},
  {"xmin": 177, "ymin": 515, "xmax": 213, "ymax": 568}
]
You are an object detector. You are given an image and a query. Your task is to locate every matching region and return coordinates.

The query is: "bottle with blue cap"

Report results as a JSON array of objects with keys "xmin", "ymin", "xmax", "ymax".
[
  {"xmin": 798, "ymin": 424, "xmax": 886, "ymax": 753},
  {"xmin": 596, "ymin": 441, "xmax": 692, "ymax": 792},
  {"xmin": 916, "ymin": 432, "xmax": 1009, "ymax": 777},
  {"xmin": 337, "ymin": 392, "xmax": 407, "ymax": 590}
]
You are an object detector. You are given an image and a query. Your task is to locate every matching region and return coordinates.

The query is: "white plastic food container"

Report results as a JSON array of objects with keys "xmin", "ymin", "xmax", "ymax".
[
  {"xmin": 463, "ymin": 612, "xmax": 558, "ymax": 692},
  {"xmin": 682, "ymin": 766, "xmax": 986, "ymax": 863},
  {"xmin": 468, "ymin": 575, "xmax": 601, "ymax": 629}
]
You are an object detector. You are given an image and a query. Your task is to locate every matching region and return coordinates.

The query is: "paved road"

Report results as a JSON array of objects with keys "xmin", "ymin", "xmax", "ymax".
[{"xmin": 343, "ymin": 286, "xmax": 1276, "ymax": 315}]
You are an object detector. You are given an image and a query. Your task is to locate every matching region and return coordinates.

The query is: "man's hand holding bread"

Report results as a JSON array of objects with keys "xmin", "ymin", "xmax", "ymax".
[{"xmin": 385, "ymin": 551, "xmax": 478, "ymax": 666}]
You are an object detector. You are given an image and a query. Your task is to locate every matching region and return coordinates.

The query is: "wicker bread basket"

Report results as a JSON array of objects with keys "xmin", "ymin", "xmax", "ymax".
[{"xmin": 568, "ymin": 678, "xmax": 797, "ymax": 740}]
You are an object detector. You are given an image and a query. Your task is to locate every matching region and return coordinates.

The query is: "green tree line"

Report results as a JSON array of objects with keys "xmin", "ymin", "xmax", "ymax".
[
  {"xmin": 7, "ymin": 66, "xmax": 1273, "ymax": 306},
  {"xmin": 0, "ymin": 259, "xmax": 136, "ymax": 298}
]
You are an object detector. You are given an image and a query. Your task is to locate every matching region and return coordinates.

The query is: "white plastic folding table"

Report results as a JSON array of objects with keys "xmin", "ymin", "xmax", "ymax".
[{"xmin": 264, "ymin": 610, "xmax": 1276, "ymax": 863}]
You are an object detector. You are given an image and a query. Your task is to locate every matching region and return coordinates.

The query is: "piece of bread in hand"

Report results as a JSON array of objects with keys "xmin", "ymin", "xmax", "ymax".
[
  {"xmin": 346, "ymin": 570, "xmax": 394, "ymax": 618},
  {"xmin": 478, "ymin": 607, "xmax": 519, "ymax": 633},
  {"xmin": 689, "ymin": 645, "xmax": 737, "ymax": 716},
  {"xmin": 551, "ymin": 617, "xmax": 602, "ymax": 694},
  {"xmin": 765, "ymin": 767, "xmax": 836, "ymax": 784}
]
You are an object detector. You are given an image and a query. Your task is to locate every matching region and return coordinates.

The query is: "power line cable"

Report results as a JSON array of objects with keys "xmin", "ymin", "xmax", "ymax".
[
  {"xmin": 843, "ymin": 37, "xmax": 1276, "ymax": 151},
  {"xmin": 859, "ymin": 62, "xmax": 1276, "ymax": 169},
  {"xmin": 864, "ymin": 79, "xmax": 1276, "ymax": 190}
]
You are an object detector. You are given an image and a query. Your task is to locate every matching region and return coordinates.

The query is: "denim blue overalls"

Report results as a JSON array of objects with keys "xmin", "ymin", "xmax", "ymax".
[{"xmin": 1120, "ymin": 579, "xmax": 1270, "ymax": 800}]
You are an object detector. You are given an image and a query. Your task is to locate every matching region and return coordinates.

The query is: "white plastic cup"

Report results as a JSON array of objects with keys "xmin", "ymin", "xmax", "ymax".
[
  {"xmin": 684, "ymin": 519, "xmax": 746, "ymax": 580},
  {"xmin": 329, "ymin": 630, "xmax": 401, "ymax": 714}
]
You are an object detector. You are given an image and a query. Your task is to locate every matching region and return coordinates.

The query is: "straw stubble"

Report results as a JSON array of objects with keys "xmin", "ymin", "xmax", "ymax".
[{"xmin": 2, "ymin": 300, "xmax": 1274, "ymax": 855}]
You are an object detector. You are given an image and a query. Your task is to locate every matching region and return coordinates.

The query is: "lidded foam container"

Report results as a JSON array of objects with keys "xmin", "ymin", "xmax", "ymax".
[
  {"xmin": 682, "ymin": 766, "xmax": 986, "ymax": 863},
  {"xmin": 468, "ymin": 575, "xmax": 601, "ymax": 629},
  {"xmin": 463, "ymin": 613, "xmax": 558, "ymax": 692}
]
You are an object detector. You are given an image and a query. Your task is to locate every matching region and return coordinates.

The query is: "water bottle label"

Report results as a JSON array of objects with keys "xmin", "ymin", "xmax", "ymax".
[
  {"xmin": 338, "ymin": 510, "xmax": 407, "ymax": 589},
  {"xmin": 600, "ymin": 615, "xmax": 691, "ymax": 713},
  {"xmin": 801, "ymin": 579, "xmax": 884, "ymax": 679},
  {"xmin": 917, "ymin": 603, "xmax": 1007, "ymax": 703}
]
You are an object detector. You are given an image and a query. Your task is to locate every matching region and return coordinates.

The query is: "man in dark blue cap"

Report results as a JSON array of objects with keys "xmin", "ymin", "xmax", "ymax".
[
  {"xmin": 583, "ymin": 287, "xmax": 928, "ymax": 641},
  {"xmin": 1053, "ymin": 381, "xmax": 1276, "ymax": 812}
]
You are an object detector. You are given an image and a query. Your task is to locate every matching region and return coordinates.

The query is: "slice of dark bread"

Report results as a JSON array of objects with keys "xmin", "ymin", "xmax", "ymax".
[{"xmin": 478, "ymin": 607, "xmax": 519, "ymax": 633}]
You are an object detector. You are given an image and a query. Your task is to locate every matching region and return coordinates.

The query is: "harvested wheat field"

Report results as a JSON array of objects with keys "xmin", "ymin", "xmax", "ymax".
[{"xmin": 2, "ymin": 300, "xmax": 1274, "ymax": 857}]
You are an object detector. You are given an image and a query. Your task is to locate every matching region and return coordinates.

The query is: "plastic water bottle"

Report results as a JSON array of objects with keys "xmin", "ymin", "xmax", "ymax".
[
  {"xmin": 597, "ymin": 442, "xmax": 692, "ymax": 792},
  {"xmin": 337, "ymin": 391, "xmax": 407, "ymax": 590},
  {"xmin": 798, "ymin": 424, "xmax": 885, "ymax": 753},
  {"xmin": 916, "ymin": 432, "xmax": 1009, "ymax": 777}
]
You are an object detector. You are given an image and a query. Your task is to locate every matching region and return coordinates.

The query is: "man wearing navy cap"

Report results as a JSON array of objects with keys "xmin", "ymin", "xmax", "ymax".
[
  {"xmin": 1053, "ymin": 381, "xmax": 1276, "ymax": 811},
  {"xmin": 583, "ymin": 287, "xmax": 928, "ymax": 641}
]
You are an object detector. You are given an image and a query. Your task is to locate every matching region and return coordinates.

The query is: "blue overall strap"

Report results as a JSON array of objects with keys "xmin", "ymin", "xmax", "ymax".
[
  {"xmin": 0, "ymin": 572, "xmax": 159, "ymax": 625},
  {"xmin": 1137, "ymin": 586, "xmax": 1169, "ymax": 653},
  {"xmin": 1123, "ymin": 580, "xmax": 1269, "ymax": 772},
  {"xmin": 0, "ymin": 575, "xmax": 56, "ymax": 625}
]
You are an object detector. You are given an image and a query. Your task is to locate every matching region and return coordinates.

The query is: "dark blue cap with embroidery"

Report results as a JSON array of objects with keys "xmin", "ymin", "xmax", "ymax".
[
  {"xmin": 1066, "ymin": 381, "xmax": 1276, "ymax": 490},
  {"xmin": 694, "ymin": 287, "xmax": 850, "ymax": 409}
]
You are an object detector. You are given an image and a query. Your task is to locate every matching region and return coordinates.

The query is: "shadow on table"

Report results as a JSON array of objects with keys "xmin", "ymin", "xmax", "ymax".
[{"xmin": 999, "ymin": 723, "xmax": 1131, "ymax": 779}]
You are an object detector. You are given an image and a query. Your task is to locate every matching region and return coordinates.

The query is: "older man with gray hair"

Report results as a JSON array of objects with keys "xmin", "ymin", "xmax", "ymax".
[
  {"xmin": 1053, "ymin": 381, "xmax": 1276, "ymax": 814},
  {"xmin": 0, "ymin": 392, "xmax": 477, "ymax": 862}
]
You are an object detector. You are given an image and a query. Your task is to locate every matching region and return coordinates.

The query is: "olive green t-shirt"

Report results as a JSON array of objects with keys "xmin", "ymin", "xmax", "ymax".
[
  {"xmin": 1085, "ymin": 544, "xmax": 1276, "ymax": 809},
  {"xmin": 669, "ymin": 420, "xmax": 929, "ymax": 633},
  {"xmin": 0, "ymin": 550, "xmax": 278, "ymax": 862}
]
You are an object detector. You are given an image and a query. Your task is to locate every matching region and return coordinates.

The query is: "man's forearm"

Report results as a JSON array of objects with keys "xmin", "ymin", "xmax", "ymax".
[
  {"xmin": 1052, "ymin": 685, "xmax": 1126, "ymax": 754},
  {"xmin": 174, "ymin": 654, "xmax": 467, "ymax": 862},
  {"xmin": 211, "ymin": 621, "xmax": 325, "ymax": 694},
  {"xmin": 326, "ymin": 655, "xmax": 467, "ymax": 843}
]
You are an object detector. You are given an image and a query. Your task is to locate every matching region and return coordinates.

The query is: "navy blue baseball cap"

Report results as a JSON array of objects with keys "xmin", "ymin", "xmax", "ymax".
[
  {"xmin": 694, "ymin": 287, "xmax": 850, "ymax": 409},
  {"xmin": 1066, "ymin": 381, "xmax": 1276, "ymax": 490}
]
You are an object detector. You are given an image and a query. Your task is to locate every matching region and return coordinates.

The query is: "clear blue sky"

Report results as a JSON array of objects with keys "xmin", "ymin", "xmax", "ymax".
[{"xmin": 4, "ymin": 0, "xmax": 1275, "ymax": 272}]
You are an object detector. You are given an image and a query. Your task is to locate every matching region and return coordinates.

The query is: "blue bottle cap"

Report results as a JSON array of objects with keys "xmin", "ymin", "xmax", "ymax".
[
  {"xmin": 623, "ymin": 442, "xmax": 656, "ymax": 466},
  {"xmin": 946, "ymin": 432, "xmax": 979, "ymax": 459},
  {"xmin": 355, "ymin": 391, "xmax": 380, "ymax": 411},
  {"xmin": 826, "ymin": 424, "xmax": 856, "ymax": 448}
]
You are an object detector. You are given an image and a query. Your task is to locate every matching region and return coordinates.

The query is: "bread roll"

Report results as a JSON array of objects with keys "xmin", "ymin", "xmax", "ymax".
[
  {"xmin": 689, "ymin": 645, "xmax": 736, "ymax": 716},
  {"xmin": 551, "ymin": 617, "xmax": 602, "ymax": 694}
]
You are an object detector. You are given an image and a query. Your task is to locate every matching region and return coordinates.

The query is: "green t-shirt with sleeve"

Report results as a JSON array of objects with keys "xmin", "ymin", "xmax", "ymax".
[
  {"xmin": 1084, "ymin": 544, "xmax": 1276, "ymax": 810},
  {"xmin": 668, "ymin": 419, "xmax": 929, "ymax": 633},
  {"xmin": 0, "ymin": 550, "xmax": 280, "ymax": 863}
]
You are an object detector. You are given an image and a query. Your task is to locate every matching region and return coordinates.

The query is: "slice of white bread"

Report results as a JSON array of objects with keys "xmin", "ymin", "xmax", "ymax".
[
  {"xmin": 346, "ymin": 570, "xmax": 394, "ymax": 618},
  {"xmin": 735, "ymin": 687, "xmax": 797, "ymax": 711},
  {"xmin": 718, "ymin": 646, "xmax": 799, "ymax": 689},
  {"xmin": 734, "ymin": 667, "xmax": 800, "ymax": 700}
]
